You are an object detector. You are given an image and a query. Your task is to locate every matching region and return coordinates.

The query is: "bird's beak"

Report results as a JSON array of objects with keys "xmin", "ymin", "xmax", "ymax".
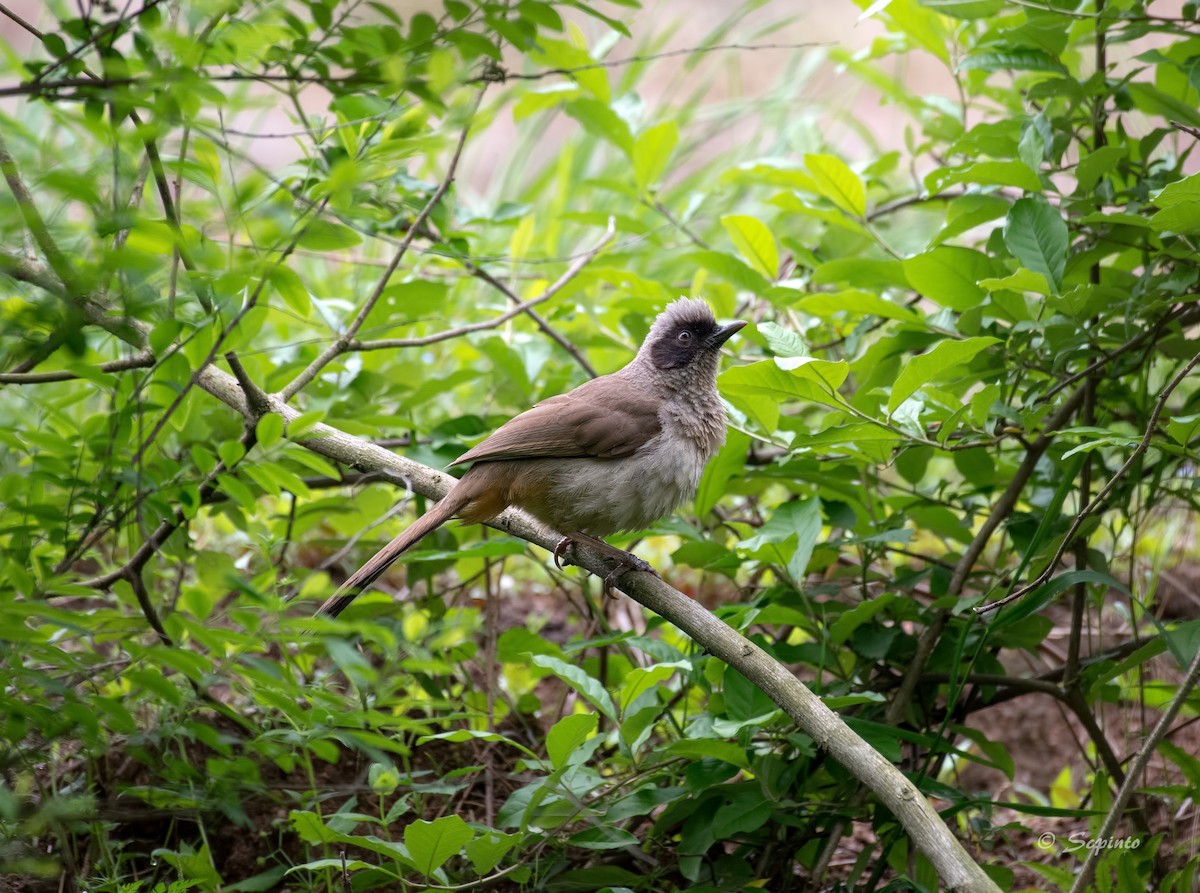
[{"xmin": 705, "ymin": 320, "xmax": 746, "ymax": 349}]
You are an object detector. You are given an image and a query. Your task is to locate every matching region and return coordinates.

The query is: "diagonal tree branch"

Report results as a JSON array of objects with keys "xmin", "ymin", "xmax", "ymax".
[
  {"xmin": 0, "ymin": 350, "xmax": 154, "ymax": 383},
  {"xmin": 35, "ymin": 265, "xmax": 998, "ymax": 890},
  {"xmin": 188, "ymin": 362, "xmax": 1001, "ymax": 893}
]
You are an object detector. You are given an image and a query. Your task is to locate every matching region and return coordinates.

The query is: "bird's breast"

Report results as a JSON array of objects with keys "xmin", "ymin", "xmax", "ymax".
[{"xmin": 508, "ymin": 418, "xmax": 719, "ymax": 537}]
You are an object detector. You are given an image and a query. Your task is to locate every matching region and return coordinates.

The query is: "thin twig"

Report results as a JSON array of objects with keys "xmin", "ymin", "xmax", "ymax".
[
  {"xmin": 0, "ymin": 41, "xmax": 827, "ymax": 98},
  {"xmin": 1038, "ymin": 304, "xmax": 1198, "ymax": 404},
  {"xmin": 28, "ymin": 0, "xmax": 167, "ymax": 85},
  {"xmin": 1068, "ymin": 645, "xmax": 1200, "ymax": 893},
  {"xmin": 885, "ymin": 385, "xmax": 1089, "ymax": 723},
  {"xmin": 1170, "ymin": 120, "xmax": 1200, "ymax": 141},
  {"xmin": 0, "ymin": 350, "xmax": 155, "ymax": 383},
  {"xmin": 466, "ymin": 41, "xmax": 826, "ymax": 83},
  {"xmin": 280, "ymin": 91, "xmax": 485, "ymax": 401},
  {"xmin": 79, "ymin": 427, "xmax": 258, "ymax": 591},
  {"xmin": 350, "ymin": 218, "xmax": 614, "ymax": 353},
  {"xmin": 0, "ymin": 131, "xmax": 77, "ymax": 289},
  {"xmin": 977, "ymin": 347, "xmax": 1200, "ymax": 613},
  {"xmin": 462, "ymin": 262, "xmax": 600, "ymax": 377},
  {"xmin": 132, "ymin": 110, "xmax": 214, "ymax": 311},
  {"xmin": 125, "ymin": 566, "xmax": 173, "ymax": 646}
]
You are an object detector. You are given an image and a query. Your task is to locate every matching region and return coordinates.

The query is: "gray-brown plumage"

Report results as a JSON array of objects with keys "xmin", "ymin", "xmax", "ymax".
[{"xmin": 318, "ymin": 298, "xmax": 744, "ymax": 617}]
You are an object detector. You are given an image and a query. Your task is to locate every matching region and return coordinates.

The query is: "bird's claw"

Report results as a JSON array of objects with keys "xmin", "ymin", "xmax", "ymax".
[
  {"xmin": 553, "ymin": 536, "xmax": 574, "ymax": 570},
  {"xmin": 601, "ymin": 554, "xmax": 657, "ymax": 597}
]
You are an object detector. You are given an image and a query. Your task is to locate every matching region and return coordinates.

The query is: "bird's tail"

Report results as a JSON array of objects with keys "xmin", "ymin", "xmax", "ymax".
[{"xmin": 317, "ymin": 486, "xmax": 472, "ymax": 618}]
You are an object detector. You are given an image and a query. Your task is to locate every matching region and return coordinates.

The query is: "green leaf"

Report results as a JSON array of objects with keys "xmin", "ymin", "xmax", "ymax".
[
  {"xmin": 216, "ymin": 473, "xmax": 256, "ymax": 508},
  {"xmin": 297, "ymin": 219, "xmax": 361, "ymax": 250},
  {"xmin": 978, "ymin": 268, "xmax": 1051, "ymax": 295},
  {"xmin": 830, "ymin": 594, "xmax": 898, "ymax": 645},
  {"xmin": 633, "ymin": 120, "xmax": 678, "ymax": 192},
  {"xmin": 695, "ymin": 429, "xmax": 748, "ymax": 516},
  {"xmin": 531, "ymin": 654, "xmax": 616, "ymax": 720},
  {"xmin": 928, "ymin": 159, "xmax": 1042, "ymax": 193},
  {"xmin": 798, "ymin": 289, "xmax": 920, "ymax": 323},
  {"xmin": 811, "ymin": 257, "xmax": 909, "ymax": 290},
  {"xmin": 1152, "ymin": 172, "xmax": 1200, "ymax": 208},
  {"xmin": 616, "ymin": 663, "xmax": 681, "ymax": 712},
  {"xmin": 919, "ymin": 0, "xmax": 1002, "ymax": 18},
  {"xmin": 532, "ymin": 37, "xmax": 608, "ymax": 101},
  {"xmin": 255, "ymin": 413, "xmax": 283, "ymax": 448},
  {"xmin": 1074, "ymin": 145, "xmax": 1125, "ymax": 192},
  {"xmin": 1127, "ymin": 82, "xmax": 1200, "ymax": 129},
  {"xmin": 1149, "ymin": 174, "xmax": 1200, "ymax": 233},
  {"xmin": 1167, "ymin": 414, "xmax": 1200, "ymax": 446},
  {"xmin": 1003, "ymin": 196, "xmax": 1068, "ymax": 292},
  {"xmin": 664, "ymin": 738, "xmax": 750, "ymax": 769},
  {"xmin": 720, "ymin": 357, "xmax": 849, "ymax": 431},
  {"xmin": 739, "ymin": 497, "xmax": 822, "ymax": 582},
  {"xmin": 568, "ymin": 826, "xmax": 641, "ymax": 850},
  {"xmin": 805, "ymin": 153, "xmax": 866, "ymax": 216},
  {"xmin": 903, "ymin": 247, "xmax": 994, "ymax": 310},
  {"xmin": 721, "ymin": 215, "xmax": 779, "ymax": 280},
  {"xmin": 286, "ymin": 859, "xmax": 375, "ymax": 876},
  {"xmin": 404, "ymin": 815, "xmax": 473, "ymax": 877},
  {"xmin": 959, "ymin": 49, "xmax": 1066, "ymax": 74},
  {"xmin": 564, "ymin": 98, "xmax": 634, "ymax": 155},
  {"xmin": 546, "ymin": 712, "xmax": 597, "ymax": 769},
  {"xmin": 464, "ymin": 831, "xmax": 519, "ymax": 875},
  {"xmin": 889, "ymin": 337, "xmax": 1000, "ymax": 413},
  {"xmin": 269, "ymin": 266, "xmax": 310, "ymax": 316},
  {"xmin": 756, "ymin": 321, "xmax": 808, "ymax": 357},
  {"xmin": 685, "ymin": 250, "xmax": 771, "ymax": 292},
  {"xmin": 1149, "ymin": 203, "xmax": 1200, "ymax": 234},
  {"xmin": 417, "ymin": 729, "xmax": 539, "ymax": 760}
]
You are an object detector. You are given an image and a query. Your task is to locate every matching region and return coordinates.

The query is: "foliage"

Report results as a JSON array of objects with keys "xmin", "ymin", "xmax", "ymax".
[{"xmin": 1, "ymin": 0, "xmax": 1199, "ymax": 891}]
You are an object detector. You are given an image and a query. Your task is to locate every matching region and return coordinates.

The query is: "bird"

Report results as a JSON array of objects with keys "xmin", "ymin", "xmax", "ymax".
[{"xmin": 318, "ymin": 297, "xmax": 745, "ymax": 617}]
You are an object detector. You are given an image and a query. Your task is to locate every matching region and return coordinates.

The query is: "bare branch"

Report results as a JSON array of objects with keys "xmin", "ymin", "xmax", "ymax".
[
  {"xmin": 0, "ymin": 349, "xmax": 154, "ymax": 383},
  {"xmin": 1170, "ymin": 119, "xmax": 1200, "ymax": 141},
  {"xmin": 126, "ymin": 566, "xmax": 173, "ymax": 646},
  {"xmin": 225, "ymin": 351, "xmax": 270, "ymax": 418}
]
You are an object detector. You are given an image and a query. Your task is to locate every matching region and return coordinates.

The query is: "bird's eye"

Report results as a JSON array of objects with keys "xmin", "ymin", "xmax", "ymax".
[{"xmin": 677, "ymin": 330, "xmax": 692, "ymax": 345}]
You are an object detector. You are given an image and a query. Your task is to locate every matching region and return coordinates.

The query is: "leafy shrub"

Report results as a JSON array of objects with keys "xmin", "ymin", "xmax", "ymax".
[{"xmin": 1, "ymin": 1, "xmax": 1198, "ymax": 891}]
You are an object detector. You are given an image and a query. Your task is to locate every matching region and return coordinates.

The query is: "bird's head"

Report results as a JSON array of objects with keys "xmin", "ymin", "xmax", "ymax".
[{"xmin": 637, "ymin": 298, "xmax": 745, "ymax": 379}]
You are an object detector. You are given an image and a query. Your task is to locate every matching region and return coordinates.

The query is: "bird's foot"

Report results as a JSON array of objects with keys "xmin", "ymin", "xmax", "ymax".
[
  {"xmin": 601, "ymin": 552, "xmax": 656, "ymax": 598},
  {"xmin": 552, "ymin": 536, "xmax": 575, "ymax": 570},
  {"xmin": 556, "ymin": 531, "xmax": 657, "ymax": 597}
]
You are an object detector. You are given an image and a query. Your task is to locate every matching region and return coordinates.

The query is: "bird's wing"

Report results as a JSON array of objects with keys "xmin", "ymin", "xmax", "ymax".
[{"xmin": 450, "ymin": 376, "xmax": 662, "ymax": 466}]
